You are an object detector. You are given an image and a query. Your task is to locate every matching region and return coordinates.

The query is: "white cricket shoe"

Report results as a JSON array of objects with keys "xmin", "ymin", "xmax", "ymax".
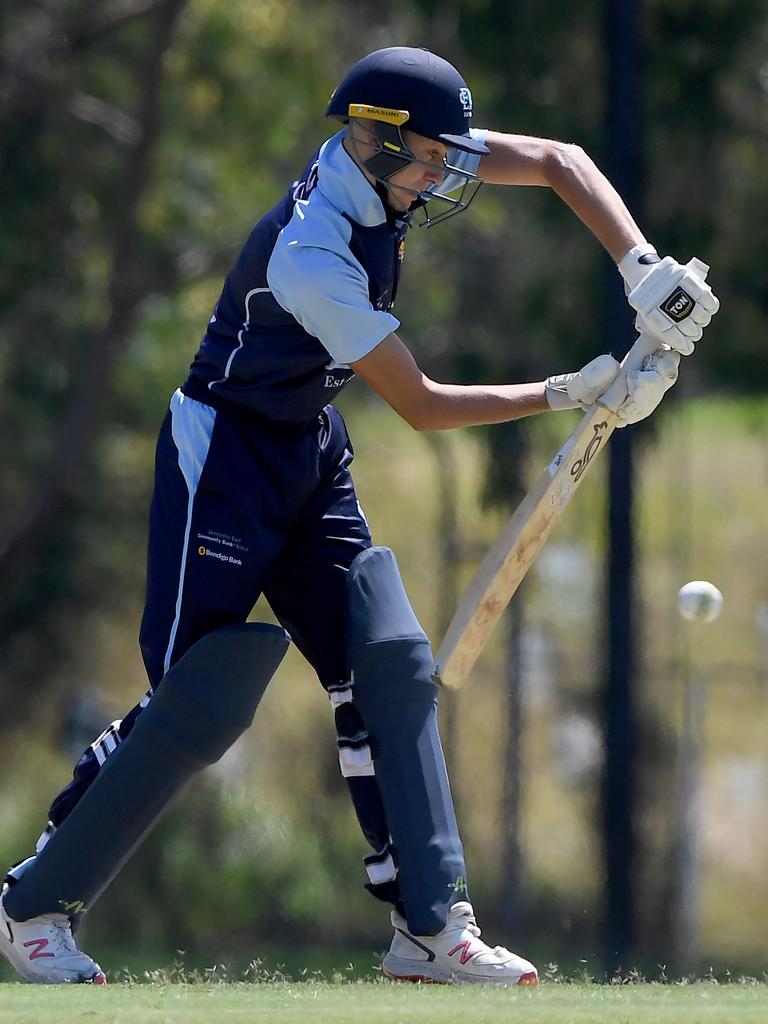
[
  {"xmin": 0, "ymin": 883, "xmax": 106, "ymax": 984},
  {"xmin": 383, "ymin": 900, "xmax": 538, "ymax": 986}
]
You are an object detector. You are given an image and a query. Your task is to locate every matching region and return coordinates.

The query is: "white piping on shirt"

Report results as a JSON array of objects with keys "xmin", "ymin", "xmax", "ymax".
[{"xmin": 208, "ymin": 287, "xmax": 271, "ymax": 390}]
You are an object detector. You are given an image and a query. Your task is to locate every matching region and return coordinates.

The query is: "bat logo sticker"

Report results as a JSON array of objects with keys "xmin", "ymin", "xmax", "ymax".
[{"xmin": 571, "ymin": 421, "xmax": 609, "ymax": 482}]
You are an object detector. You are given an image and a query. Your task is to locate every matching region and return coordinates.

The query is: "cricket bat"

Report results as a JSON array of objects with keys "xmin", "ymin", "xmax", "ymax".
[{"xmin": 433, "ymin": 331, "xmax": 658, "ymax": 690}]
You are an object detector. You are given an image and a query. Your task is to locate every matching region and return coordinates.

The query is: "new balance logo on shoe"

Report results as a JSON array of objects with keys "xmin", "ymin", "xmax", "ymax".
[
  {"xmin": 447, "ymin": 940, "xmax": 481, "ymax": 965},
  {"xmin": 22, "ymin": 938, "xmax": 54, "ymax": 960}
]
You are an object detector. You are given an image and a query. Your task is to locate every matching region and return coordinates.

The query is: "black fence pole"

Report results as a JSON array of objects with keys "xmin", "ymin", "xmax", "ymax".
[{"xmin": 600, "ymin": 0, "xmax": 645, "ymax": 973}]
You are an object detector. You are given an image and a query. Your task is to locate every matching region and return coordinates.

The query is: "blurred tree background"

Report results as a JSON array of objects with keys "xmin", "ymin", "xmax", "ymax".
[{"xmin": 1, "ymin": 0, "xmax": 766, "ymax": 979}]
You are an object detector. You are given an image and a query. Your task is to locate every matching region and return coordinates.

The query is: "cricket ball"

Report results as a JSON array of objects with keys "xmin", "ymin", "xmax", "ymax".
[{"xmin": 677, "ymin": 580, "xmax": 724, "ymax": 623}]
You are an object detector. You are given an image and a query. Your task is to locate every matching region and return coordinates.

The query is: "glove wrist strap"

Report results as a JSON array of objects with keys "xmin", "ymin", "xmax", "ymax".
[
  {"xmin": 618, "ymin": 243, "xmax": 660, "ymax": 290},
  {"xmin": 544, "ymin": 374, "xmax": 578, "ymax": 411}
]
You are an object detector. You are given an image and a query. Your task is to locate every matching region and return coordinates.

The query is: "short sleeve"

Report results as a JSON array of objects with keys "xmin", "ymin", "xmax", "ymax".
[{"xmin": 267, "ymin": 240, "xmax": 400, "ymax": 365}]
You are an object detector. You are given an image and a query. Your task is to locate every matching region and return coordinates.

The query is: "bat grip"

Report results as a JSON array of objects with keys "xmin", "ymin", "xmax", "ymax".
[{"xmin": 598, "ymin": 332, "xmax": 659, "ymax": 412}]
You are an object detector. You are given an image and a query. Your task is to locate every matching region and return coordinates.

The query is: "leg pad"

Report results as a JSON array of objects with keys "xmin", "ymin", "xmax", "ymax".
[
  {"xmin": 347, "ymin": 547, "xmax": 466, "ymax": 935},
  {"xmin": 4, "ymin": 623, "xmax": 288, "ymax": 921}
]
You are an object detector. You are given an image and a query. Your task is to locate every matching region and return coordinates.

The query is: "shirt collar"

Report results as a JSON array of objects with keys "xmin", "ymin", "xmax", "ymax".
[{"xmin": 317, "ymin": 131, "xmax": 388, "ymax": 227}]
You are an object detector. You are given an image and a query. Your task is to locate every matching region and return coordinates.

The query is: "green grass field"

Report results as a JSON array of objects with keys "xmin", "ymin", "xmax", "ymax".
[{"xmin": 0, "ymin": 980, "xmax": 766, "ymax": 1024}]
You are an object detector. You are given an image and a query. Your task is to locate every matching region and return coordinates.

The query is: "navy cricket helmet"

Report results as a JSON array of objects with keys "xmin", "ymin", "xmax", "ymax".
[{"xmin": 327, "ymin": 46, "xmax": 488, "ymax": 227}]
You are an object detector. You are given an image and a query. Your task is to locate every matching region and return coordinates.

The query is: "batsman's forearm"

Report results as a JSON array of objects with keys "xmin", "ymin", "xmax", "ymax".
[
  {"xmin": 479, "ymin": 133, "xmax": 645, "ymax": 263},
  {"xmin": 411, "ymin": 378, "xmax": 549, "ymax": 431},
  {"xmin": 350, "ymin": 334, "xmax": 549, "ymax": 432},
  {"xmin": 544, "ymin": 143, "xmax": 645, "ymax": 263}
]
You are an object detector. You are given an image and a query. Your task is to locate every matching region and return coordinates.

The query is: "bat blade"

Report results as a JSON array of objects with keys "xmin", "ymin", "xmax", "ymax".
[{"xmin": 433, "ymin": 403, "xmax": 617, "ymax": 690}]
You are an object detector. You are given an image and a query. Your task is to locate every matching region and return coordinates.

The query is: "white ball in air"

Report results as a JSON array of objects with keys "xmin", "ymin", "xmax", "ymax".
[{"xmin": 677, "ymin": 581, "xmax": 724, "ymax": 623}]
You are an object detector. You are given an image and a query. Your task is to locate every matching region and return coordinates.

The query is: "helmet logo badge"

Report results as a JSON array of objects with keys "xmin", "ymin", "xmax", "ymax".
[{"xmin": 458, "ymin": 88, "xmax": 473, "ymax": 115}]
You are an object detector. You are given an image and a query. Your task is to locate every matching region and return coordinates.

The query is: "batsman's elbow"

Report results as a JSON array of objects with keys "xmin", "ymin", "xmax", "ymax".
[
  {"xmin": 543, "ymin": 141, "xmax": 592, "ymax": 187},
  {"xmin": 397, "ymin": 405, "xmax": 435, "ymax": 432},
  {"xmin": 398, "ymin": 379, "xmax": 457, "ymax": 431},
  {"xmin": 382, "ymin": 375, "xmax": 448, "ymax": 431},
  {"xmin": 398, "ymin": 399, "xmax": 458, "ymax": 432}
]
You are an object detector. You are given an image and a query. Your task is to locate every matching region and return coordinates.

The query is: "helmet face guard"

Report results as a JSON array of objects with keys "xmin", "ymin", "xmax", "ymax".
[{"xmin": 346, "ymin": 104, "xmax": 483, "ymax": 228}]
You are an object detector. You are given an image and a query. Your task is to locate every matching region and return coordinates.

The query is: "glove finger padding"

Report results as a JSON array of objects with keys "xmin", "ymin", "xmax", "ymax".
[
  {"xmin": 545, "ymin": 353, "xmax": 621, "ymax": 411},
  {"xmin": 621, "ymin": 251, "xmax": 719, "ymax": 356},
  {"xmin": 622, "ymin": 247, "xmax": 724, "ymax": 356},
  {"xmin": 569, "ymin": 353, "xmax": 622, "ymax": 403},
  {"xmin": 690, "ymin": 307, "xmax": 713, "ymax": 328},
  {"xmin": 634, "ymin": 312, "xmax": 696, "ymax": 356},
  {"xmin": 649, "ymin": 346, "xmax": 681, "ymax": 385},
  {"xmin": 615, "ymin": 347, "xmax": 680, "ymax": 427}
]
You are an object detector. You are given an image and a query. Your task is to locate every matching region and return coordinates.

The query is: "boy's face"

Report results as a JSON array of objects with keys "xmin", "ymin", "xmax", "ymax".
[{"xmin": 383, "ymin": 130, "xmax": 448, "ymax": 212}]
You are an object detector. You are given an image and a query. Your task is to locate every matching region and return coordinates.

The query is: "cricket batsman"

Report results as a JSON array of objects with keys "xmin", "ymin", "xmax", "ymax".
[{"xmin": 0, "ymin": 46, "xmax": 718, "ymax": 985}]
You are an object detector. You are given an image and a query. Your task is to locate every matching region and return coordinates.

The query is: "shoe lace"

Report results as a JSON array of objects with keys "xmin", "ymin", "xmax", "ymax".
[
  {"xmin": 461, "ymin": 910, "xmax": 482, "ymax": 940},
  {"xmin": 459, "ymin": 909, "xmax": 514, "ymax": 959},
  {"xmin": 492, "ymin": 945, "xmax": 515, "ymax": 958},
  {"xmin": 40, "ymin": 914, "xmax": 78, "ymax": 956}
]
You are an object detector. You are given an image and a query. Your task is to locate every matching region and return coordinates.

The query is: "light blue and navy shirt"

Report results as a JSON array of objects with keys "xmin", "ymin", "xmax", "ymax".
[{"xmin": 183, "ymin": 129, "xmax": 486, "ymax": 425}]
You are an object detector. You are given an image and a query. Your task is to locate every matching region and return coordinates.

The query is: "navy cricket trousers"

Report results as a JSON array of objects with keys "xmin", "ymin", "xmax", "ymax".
[
  {"xmin": 46, "ymin": 391, "xmax": 398, "ymax": 901},
  {"xmin": 140, "ymin": 389, "xmax": 371, "ymax": 688}
]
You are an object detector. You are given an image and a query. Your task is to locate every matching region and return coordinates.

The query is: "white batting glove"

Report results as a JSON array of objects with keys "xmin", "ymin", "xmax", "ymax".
[
  {"xmin": 545, "ymin": 353, "xmax": 620, "ymax": 411},
  {"xmin": 613, "ymin": 344, "xmax": 680, "ymax": 427},
  {"xmin": 618, "ymin": 244, "xmax": 719, "ymax": 356}
]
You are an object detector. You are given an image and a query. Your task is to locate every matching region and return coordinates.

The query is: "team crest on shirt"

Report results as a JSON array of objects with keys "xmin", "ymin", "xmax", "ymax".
[{"xmin": 458, "ymin": 88, "xmax": 473, "ymax": 115}]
